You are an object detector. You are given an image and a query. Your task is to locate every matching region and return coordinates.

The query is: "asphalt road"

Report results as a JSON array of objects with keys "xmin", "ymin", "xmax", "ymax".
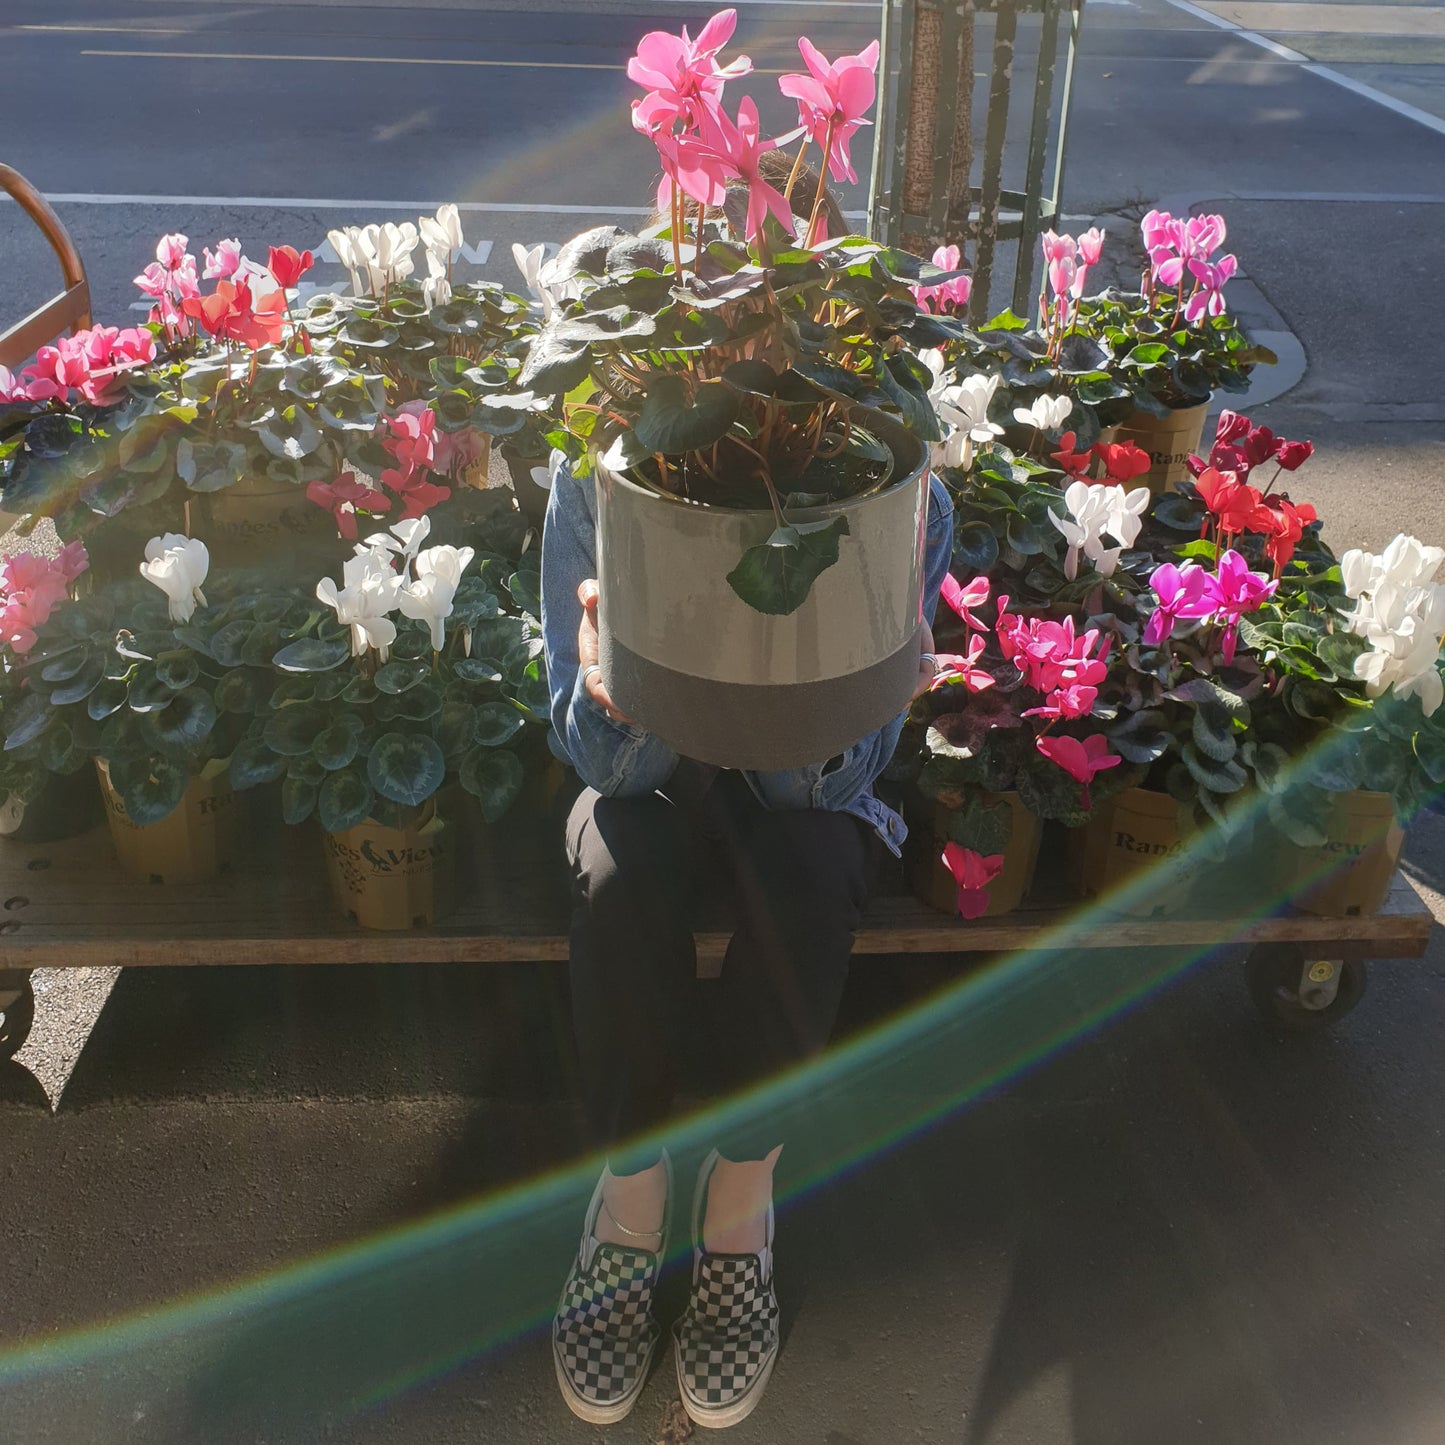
[{"xmin": 3, "ymin": 1, "xmax": 1445, "ymax": 1442}]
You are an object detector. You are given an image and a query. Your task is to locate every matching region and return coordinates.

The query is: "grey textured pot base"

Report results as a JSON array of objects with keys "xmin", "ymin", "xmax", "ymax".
[{"xmin": 600, "ymin": 625, "xmax": 924, "ymax": 772}]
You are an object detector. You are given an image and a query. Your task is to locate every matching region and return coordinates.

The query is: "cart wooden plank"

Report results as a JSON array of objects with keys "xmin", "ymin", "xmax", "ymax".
[{"xmin": 0, "ymin": 819, "xmax": 1433, "ymax": 969}]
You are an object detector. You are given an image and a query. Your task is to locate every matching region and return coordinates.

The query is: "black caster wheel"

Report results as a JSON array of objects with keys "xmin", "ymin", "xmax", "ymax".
[
  {"xmin": 1247, "ymin": 944, "xmax": 1366, "ymax": 1032},
  {"xmin": 0, "ymin": 978, "xmax": 35, "ymax": 1060}
]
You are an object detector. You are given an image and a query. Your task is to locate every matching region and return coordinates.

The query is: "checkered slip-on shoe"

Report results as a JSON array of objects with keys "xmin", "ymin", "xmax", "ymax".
[
  {"xmin": 673, "ymin": 1148, "xmax": 780, "ymax": 1429},
  {"xmin": 552, "ymin": 1152, "xmax": 674, "ymax": 1424}
]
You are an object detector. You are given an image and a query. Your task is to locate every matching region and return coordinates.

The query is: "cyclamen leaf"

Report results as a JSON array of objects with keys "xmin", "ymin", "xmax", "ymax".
[
  {"xmin": 633, "ymin": 376, "xmax": 740, "ymax": 454},
  {"xmin": 725, "ymin": 516, "xmax": 850, "ymax": 617}
]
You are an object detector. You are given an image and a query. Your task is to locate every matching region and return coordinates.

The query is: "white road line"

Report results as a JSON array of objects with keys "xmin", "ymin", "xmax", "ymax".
[
  {"xmin": 84, "ymin": 49, "xmax": 624, "ymax": 69},
  {"xmin": 3, "ymin": 193, "xmax": 873, "ymax": 219},
  {"xmin": 18, "ymin": 24, "xmax": 187, "ymax": 34},
  {"xmin": 1165, "ymin": 0, "xmax": 1445, "ymax": 139}
]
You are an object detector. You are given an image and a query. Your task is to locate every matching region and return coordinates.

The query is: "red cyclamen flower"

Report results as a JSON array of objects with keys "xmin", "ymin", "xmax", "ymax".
[
  {"xmin": 940, "ymin": 843, "xmax": 1005, "ymax": 920},
  {"xmin": 268, "ymin": 245, "xmax": 315, "ymax": 289}
]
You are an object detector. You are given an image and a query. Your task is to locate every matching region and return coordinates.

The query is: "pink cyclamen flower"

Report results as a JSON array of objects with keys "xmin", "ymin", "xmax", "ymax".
[
  {"xmin": 939, "ymin": 571, "xmax": 990, "ymax": 632},
  {"xmin": 710, "ymin": 96, "xmax": 793, "ymax": 242},
  {"xmin": 1144, "ymin": 561, "xmax": 1215, "ymax": 645},
  {"xmin": 1022, "ymin": 681, "xmax": 1099, "ymax": 721},
  {"xmin": 203, "ymin": 238, "xmax": 244, "ymax": 280},
  {"xmin": 931, "ymin": 634, "xmax": 995, "ymax": 694},
  {"xmin": 940, "ymin": 843, "xmax": 1005, "ymax": 920},
  {"xmin": 382, "ymin": 408, "xmax": 438, "ymax": 475},
  {"xmin": 0, "ymin": 366, "xmax": 27, "ymax": 403},
  {"xmin": 628, "ymin": 8, "xmax": 751, "ymax": 135},
  {"xmin": 912, "ymin": 244, "xmax": 972, "ymax": 314},
  {"xmin": 652, "ymin": 129, "xmax": 735, "ymax": 212},
  {"xmin": 1184, "ymin": 254, "xmax": 1237, "ymax": 322},
  {"xmin": 1076, "ymin": 227, "xmax": 1105, "ymax": 267},
  {"xmin": 155, "ymin": 233, "xmax": 191, "ymax": 271},
  {"xmin": 1040, "ymin": 230, "xmax": 1076, "ymax": 266},
  {"xmin": 1206, "ymin": 549, "xmax": 1277, "ymax": 662},
  {"xmin": 1035, "ymin": 734, "xmax": 1120, "ymax": 808},
  {"xmin": 1185, "ymin": 213, "xmax": 1227, "ymax": 259},
  {"xmin": 777, "ymin": 36, "xmax": 880, "ymax": 185},
  {"xmin": 0, "ymin": 548, "xmax": 85, "ymax": 654}
]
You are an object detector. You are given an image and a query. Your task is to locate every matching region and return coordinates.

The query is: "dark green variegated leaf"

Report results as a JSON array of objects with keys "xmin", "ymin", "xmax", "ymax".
[
  {"xmin": 1108, "ymin": 708, "xmax": 1172, "ymax": 764},
  {"xmin": 954, "ymin": 522, "xmax": 1000, "ymax": 572},
  {"xmin": 263, "ymin": 702, "xmax": 330, "ymax": 756},
  {"xmin": 317, "ymin": 767, "xmax": 374, "ymax": 833},
  {"xmin": 367, "ymin": 732, "xmax": 445, "ymax": 806},
  {"xmin": 725, "ymin": 516, "xmax": 849, "ymax": 617},
  {"xmin": 459, "ymin": 746, "xmax": 524, "ymax": 822},
  {"xmin": 281, "ymin": 774, "xmax": 320, "ymax": 825},
  {"xmin": 50, "ymin": 653, "xmax": 106, "ymax": 706},
  {"xmin": 374, "ymin": 659, "xmax": 430, "ymax": 695},
  {"xmin": 472, "ymin": 700, "xmax": 525, "ymax": 747},
  {"xmin": 139, "ymin": 686, "xmax": 217, "ymax": 754},
  {"xmin": 87, "ymin": 678, "xmax": 130, "ymax": 721},
  {"xmin": 116, "ymin": 757, "xmax": 190, "ymax": 827},
  {"xmin": 312, "ymin": 715, "xmax": 365, "ymax": 771},
  {"xmin": 176, "ymin": 438, "xmax": 247, "ymax": 493},
  {"xmin": 230, "ymin": 735, "xmax": 286, "ymax": 789},
  {"xmin": 155, "ymin": 650, "xmax": 200, "ymax": 692},
  {"xmin": 273, "ymin": 638, "xmax": 351, "ymax": 673}
]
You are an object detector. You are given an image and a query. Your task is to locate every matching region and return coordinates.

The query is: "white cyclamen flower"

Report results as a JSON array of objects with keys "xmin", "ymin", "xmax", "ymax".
[
  {"xmin": 140, "ymin": 533, "xmax": 209, "ymax": 623},
  {"xmin": 397, "ymin": 544, "xmax": 476, "ymax": 651},
  {"xmin": 326, "ymin": 226, "xmax": 364, "ymax": 295},
  {"xmin": 360, "ymin": 515, "xmax": 432, "ymax": 564},
  {"xmin": 1012, "ymin": 393, "xmax": 1074, "ymax": 433},
  {"xmin": 511, "ymin": 242, "xmax": 559, "ymax": 321},
  {"xmin": 1048, "ymin": 482, "xmax": 1149, "ymax": 581},
  {"xmin": 936, "ymin": 373, "xmax": 1004, "ymax": 445},
  {"xmin": 422, "ymin": 247, "xmax": 452, "ymax": 309},
  {"xmin": 1349, "ymin": 574, "xmax": 1445, "ymax": 717},
  {"xmin": 317, "ymin": 550, "xmax": 402, "ymax": 660},
  {"xmin": 419, "ymin": 203, "xmax": 463, "ymax": 259}
]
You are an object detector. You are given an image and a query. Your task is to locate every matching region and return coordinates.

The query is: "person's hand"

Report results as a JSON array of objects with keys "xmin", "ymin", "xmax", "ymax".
[
  {"xmin": 577, "ymin": 579, "xmax": 637, "ymax": 725},
  {"xmin": 911, "ymin": 619, "xmax": 938, "ymax": 702}
]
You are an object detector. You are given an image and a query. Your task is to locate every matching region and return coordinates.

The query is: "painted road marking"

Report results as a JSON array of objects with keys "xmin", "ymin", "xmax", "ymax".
[
  {"xmin": 84, "ymin": 50, "xmax": 626, "ymax": 70},
  {"xmin": 1166, "ymin": 0, "xmax": 1445, "ymax": 137},
  {"xmin": 1193, "ymin": 2, "xmax": 1445, "ymax": 39}
]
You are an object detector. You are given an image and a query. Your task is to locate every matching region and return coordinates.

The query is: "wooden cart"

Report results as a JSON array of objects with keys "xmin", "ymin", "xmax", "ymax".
[{"xmin": 0, "ymin": 810, "xmax": 1434, "ymax": 1061}]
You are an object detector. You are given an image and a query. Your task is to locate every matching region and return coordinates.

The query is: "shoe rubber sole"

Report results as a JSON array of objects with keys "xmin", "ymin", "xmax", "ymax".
[
  {"xmin": 552, "ymin": 1340, "xmax": 654, "ymax": 1426},
  {"xmin": 675, "ymin": 1345, "xmax": 777, "ymax": 1430}
]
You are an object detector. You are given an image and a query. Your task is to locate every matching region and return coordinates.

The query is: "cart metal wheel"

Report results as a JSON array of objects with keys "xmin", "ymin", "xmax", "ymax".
[
  {"xmin": 1247, "ymin": 944, "xmax": 1366, "ymax": 1032},
  {"xmin": 0, "ymin": 978, "xmax": 35, "ymax": 1060}
]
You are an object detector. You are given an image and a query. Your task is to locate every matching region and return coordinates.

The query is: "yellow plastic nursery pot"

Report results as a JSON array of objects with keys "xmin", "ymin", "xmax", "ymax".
[
  {"xmin": 908, "ymin": 792, "xmax": 1042, "ymax": 918},
  {"xmin": 195, "ymin": 474, "xmax": 339, "ymax": 572},
  {"xmin": 322, "ymin": 799, "xmax": 457, "ymax": 931},
  {"xmin": 1099, "ymin": 403, "xmax": 1210, "ymax": 494},
  {"xmin": 1071, "ymin": 786, "xmax": 1201, "ymax": 917},
  {"xmin": 1288, "ymin": 790, "xmax": 1403, "ymax": 917},
  {"xmin": 95, "ymin": 759, "xmax": 239, "ymax": 884}
]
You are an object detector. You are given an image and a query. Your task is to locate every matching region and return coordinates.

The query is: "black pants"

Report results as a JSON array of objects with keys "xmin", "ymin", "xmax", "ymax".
[{"xmin": 564, "ymin": 761, "xmax": 875, "ymax": 1159}]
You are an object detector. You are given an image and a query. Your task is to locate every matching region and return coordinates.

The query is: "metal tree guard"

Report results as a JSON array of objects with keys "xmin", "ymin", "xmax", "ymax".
[{"xmin": 868, "ymin": 0, "xmax": 1085, "ymax": 319}]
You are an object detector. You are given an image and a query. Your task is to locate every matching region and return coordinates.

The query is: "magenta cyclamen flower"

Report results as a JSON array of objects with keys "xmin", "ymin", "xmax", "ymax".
[
  {"xmin": 1035, "ymin": 734, "xmax": 1120, "ymax": 808},
  {"xmin": 1144, "ymin": 561, "xmax": 1215, "ymax": 645},
  {"xmin": 939, "ymin": 571, "xmax": 990, "ymax": 632},
  {"xmin": 1209, "ymin": 549, "xmax": 1276, "ymax": 663},
  {"xmin": 629, "ymin": 8, "xmax": 752, "ymax": 135},
  {"xmin": 931, "ymin": 634, "xmax": 996, "ymax": 694},
  {"xmin": 778, "ymin": 37, "xmax": 880, "ymax": 185}
]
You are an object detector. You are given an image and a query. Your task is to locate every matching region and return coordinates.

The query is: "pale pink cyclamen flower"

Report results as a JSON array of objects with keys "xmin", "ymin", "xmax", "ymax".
[
  {"xmin": 0, "ymin": 545, "xmax": 89, "ymax": 654},
  {"xmin": 941, "ymin": 843, "xmax": 1005, "ymax": 920},
  {"xmin": 628, "ymin": 8, "xmax": 751, "ymax": 135},
  {"xmin": 1184, "ymin": 254, "xmax": 1237, "ymax": 322},
  {"xmin": 778, "ymin": 37, "xmax": 880, "ymax": 185},
  {"xmin": 203, "ymin": 238, "xmax": 244, "ymax": 280},
  {"xmin": 0, "ymin": 366, "xmax": 27, "ymax": 403},
  {"xmin": 652, "ymin": 130, "xmax": 735, "ymax": 213},
  {"xmin": 912, "ymin": 245, "xmax": 973, "ymax": 314},
  {"xmin": 1076, "ymin": 227, "xmax": 1105, "ymax": 266},
  {"xmin": 155, "ymin": 233, "xmax": 191, "ymax": 270}
]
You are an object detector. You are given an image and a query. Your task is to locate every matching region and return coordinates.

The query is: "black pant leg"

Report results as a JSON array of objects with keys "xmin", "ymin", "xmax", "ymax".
[
  {"xmin": 710, "ymin": 776, "xmax": 876, "ymax": 1091},
  {"xmin": 564, "ymin": 785, "xmax": 699, "ymax": 1153}
]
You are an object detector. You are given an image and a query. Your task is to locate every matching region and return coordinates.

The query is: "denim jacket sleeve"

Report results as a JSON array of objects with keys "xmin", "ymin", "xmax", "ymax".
[
  {"xmin": 744, "ymin": 474, "xmax": 955, "ymax": 813},
  {"xmin": 540, "ymin": 459, "xmax": 679, "ymax": 797}
]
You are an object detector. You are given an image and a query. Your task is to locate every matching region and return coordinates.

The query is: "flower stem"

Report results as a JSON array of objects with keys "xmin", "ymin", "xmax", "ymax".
[
  {"xmin": 804, "ymin": 121, "xmax": 836, "ymax": 248},
  {"xmin": 783, "ymin": 140, "xmax": 810, "ymax": 203}
]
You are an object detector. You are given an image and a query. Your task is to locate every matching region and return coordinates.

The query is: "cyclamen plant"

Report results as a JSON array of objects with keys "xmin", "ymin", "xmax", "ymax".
[{"xmin": 522, "ymin": 8, "xmax": 969, "ymax": 613}]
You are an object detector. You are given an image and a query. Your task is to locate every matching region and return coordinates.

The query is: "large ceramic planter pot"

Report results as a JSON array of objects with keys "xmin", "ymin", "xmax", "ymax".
[
  {"xmin": 1098, "ymin": 402, "xmax": 1210, "ymax": 494},
  {"xmin": 594, "ymin": 411, "xmax": 930, "ymax": 770},
  {"xmin": 322, "ymin": 798, "xmax": 457, "ymax": 931},
  {"xmin": 908, "ymin": 791, "xmax": 1042, "ymax": 917},
  {"xmin": 194, "ymin": 474, "xmax": 339, "ymax": 573},
  {"xmin": 1288, "ymin": 790, "xmax": 1402, "ymax": 917},
  {"xmin": 0, "ymin": 768, "xmax": 105, "ymax": 843},
  {"xmin": 96, "ymin": 759, "xmax": 239, "ymax": 883},
  {"xmin": 1071, "ymin": 786, "xmax": 1201, "ymax": 917}
]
